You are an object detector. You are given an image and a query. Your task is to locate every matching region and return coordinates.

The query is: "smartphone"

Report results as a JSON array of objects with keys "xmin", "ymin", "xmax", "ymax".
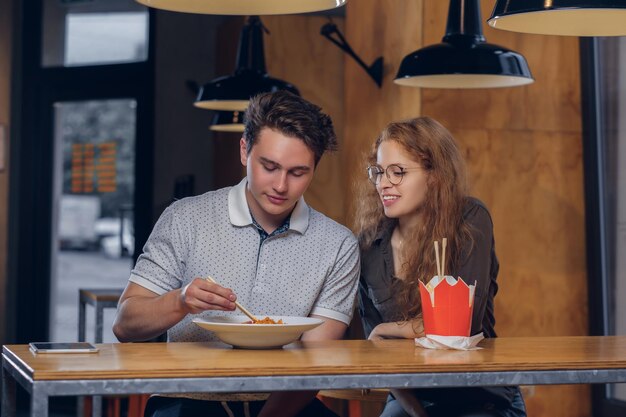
[{"xmin": 29, "ymin": 342, "xmax": 99, "ymax": 354}]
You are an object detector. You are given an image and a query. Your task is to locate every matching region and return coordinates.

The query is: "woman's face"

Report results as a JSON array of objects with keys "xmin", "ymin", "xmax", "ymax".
[{"xmin": 375, "ymin": 140, "xmax": 430, "ymax": 221}]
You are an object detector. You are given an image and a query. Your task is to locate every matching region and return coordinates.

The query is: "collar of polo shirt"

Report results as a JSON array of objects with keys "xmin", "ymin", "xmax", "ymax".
[{"xmin": 228, "ymin": 177, "xmax": 310, "ymax": 234}]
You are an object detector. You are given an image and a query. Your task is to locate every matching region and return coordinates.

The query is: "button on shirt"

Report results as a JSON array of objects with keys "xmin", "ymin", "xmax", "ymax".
[{"xmin": 129, "ymin": 177, "xmax": 360, "ymax": 343}]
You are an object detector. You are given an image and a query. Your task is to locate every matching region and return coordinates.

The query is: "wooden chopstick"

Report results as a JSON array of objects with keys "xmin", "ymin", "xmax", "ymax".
[
  {"xmin": 441, "ymin": 237, "xmax": 447, "ymax": 277},
  {"xmin": 434, "ymin": 241, "xmax": 442, "ymax": 278},
  {"xmin": 205, "ymin": 276, "xmax": 259, "ymax": 322}
]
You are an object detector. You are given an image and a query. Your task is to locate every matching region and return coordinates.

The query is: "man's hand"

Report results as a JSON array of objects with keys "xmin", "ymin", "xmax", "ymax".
[
  {"xmin": 113, "ymin": 278, "xmax": 238, "ymax": 342},
  {"xmin": 179, "ymin": 278, "xmax": 237, "ymax": 314}
]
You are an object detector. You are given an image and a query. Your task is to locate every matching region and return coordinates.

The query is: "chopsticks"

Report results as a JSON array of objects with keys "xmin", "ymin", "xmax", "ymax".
[
  {"xmin": 205, "ymin": 276, "xmax": 259, "ymax": 322},
  {"xmin": 433, "ymin": 238, "xmax": 448, "ymax": 279}
]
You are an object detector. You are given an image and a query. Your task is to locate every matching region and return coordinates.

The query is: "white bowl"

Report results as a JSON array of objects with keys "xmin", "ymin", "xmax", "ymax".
[{"xmin": 192, "ymin": 315, "xmax": 323, "ymax": 349}]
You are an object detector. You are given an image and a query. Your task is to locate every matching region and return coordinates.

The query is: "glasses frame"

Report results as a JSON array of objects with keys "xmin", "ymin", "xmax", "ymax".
[{"xmin": 367, "ymin": 164, "xmax": 423, "ymax": 186}]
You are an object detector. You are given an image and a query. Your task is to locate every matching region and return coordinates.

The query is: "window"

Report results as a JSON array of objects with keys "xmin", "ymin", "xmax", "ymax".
[
  {"xmin": 50, "ymin": 99, "xmax": 137, "ymax": 342},
  {"xmin": 42, "ymin": 0, "xmax": 149, "ymax": 67}
]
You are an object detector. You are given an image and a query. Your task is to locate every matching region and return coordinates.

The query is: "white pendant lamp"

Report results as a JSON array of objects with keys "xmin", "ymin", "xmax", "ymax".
[
  {"xmin": 488, "ymin": 1, "xmax": 626, "ymax": 37},
  {"xmin": 209, "ymin": 111, "xmax": 245, "ymax": 132},
  {"xmin": 136, "ymin": 0, "xmax": 347, "ymax": 15}
]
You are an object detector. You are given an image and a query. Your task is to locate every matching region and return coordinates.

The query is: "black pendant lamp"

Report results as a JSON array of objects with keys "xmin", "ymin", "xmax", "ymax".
[
  {"xmin": 209, "ymin": 111, "xmax": 245, "ymax": 132},
  {"xmin": 488, "ymin": 0, "xmax": 626, "ymax": 37},
  {"xmin": 194, "ymin": 16, "xmax": 299, "ymax": 112},
  {"xmin": 135, "ymin": 0, "xmax": 347, "ymax": 15},
  {"xmin": 394, "ymin": 0, "xmax": 534, "ymax": 89}
]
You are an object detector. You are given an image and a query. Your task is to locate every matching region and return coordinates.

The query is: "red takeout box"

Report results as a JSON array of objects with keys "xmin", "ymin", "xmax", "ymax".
[{"xmin": 419, "ymin": 276, "xmax": 476, "ymax": 337}]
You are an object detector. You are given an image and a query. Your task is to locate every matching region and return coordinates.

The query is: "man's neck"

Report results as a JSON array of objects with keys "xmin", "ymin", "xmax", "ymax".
[{"xmin": 254, "ymin": 213, "xmax": 288, "ymax": 235}]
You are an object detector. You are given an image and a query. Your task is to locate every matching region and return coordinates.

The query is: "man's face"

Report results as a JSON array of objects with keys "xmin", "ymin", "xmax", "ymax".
[{"xmin": 240, "ymin": 128, "xmax": 316, "ymax": 227}]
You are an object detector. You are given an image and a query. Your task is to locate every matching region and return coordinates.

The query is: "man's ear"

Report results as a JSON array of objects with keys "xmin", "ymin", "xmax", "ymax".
[{"xmin": 239, "ymin": 137, "xmax": 248, "ymax": 166}]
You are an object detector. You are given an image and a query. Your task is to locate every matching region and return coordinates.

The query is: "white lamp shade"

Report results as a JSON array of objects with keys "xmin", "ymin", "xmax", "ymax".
[
  {"xmin": 394, "ymin": 73, "xmax": 534, "ymax": 89},
  {"xmin": 210, "ymin": 123, "xmax": 245, "ymax": 132},
  {"xmin": 136, "ymin": 0, "xmax": 347, "ymax": 15},
  {"xmin": 488, "ymin": 2, "xmax": 626, "ymax": 37},
  {"xmin": 209, "ymin": 110, "xmax": 246, "ymax": 132},
  {"xmin": 194, "ymin": 100, "xmax": 249, "ymax": 112}
]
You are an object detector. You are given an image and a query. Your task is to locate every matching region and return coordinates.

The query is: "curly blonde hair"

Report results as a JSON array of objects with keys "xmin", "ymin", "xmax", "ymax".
[{"xmin": 354, "ymin": 117, "xmax": 473, "ymax": 320}]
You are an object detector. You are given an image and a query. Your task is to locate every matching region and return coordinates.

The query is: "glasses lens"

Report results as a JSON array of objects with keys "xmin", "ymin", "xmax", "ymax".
[
  {"xmin": 367, "ymin": 166, "xmax": 382, "ymax": 184},
  {"xmin": 386, "ymin": 164, "xmax": 405, "ymax": 185}
]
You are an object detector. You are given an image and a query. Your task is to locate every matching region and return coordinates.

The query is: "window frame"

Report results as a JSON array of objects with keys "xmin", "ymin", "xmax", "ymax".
[
  {"xmin": 580, "ymin": 37, "xmax": 626, "ymax": 417},
  {"xmin": 7, "ymin": 0, "xmax": 155, "ymax": 345}
]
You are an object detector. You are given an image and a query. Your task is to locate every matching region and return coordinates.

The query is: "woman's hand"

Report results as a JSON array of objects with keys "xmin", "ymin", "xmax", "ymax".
[
  {"xmin": 368, "ymin": 323, "xmax": 389, "ymax": 340},
  {"xmin": 367, "ymin": 317, "xmax": 425, "ymax": 340}
]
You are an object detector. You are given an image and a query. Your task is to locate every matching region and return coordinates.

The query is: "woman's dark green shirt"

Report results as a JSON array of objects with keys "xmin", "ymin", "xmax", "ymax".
[{"xmin": 358, "ymin": 197, "xmax": 518, "ymax": 406}]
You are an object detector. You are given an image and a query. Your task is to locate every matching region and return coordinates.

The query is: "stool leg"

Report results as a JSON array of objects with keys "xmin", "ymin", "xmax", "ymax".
[
  {"xmin": 348, "ymin": 400, "xmax": 361, "ymax": 417},
  {"xmin": 92, "ymin": 306, "xmax": 104, "ymax": 417},
  {"xmin": 78, "ymin": 300, "xmax": 86, "ymax": 342},
  {"xmin": 92, "ymin": 395, "xmax": 102, "ymax": 417},
  {"xmin": 106, "ymin": 397, "xmax": 121, "ymax": 417},
  {"xmin": 95, "ymin": 303, "xmax": 104, "ymax": 344},
  {"xmin": 128, "ymin": 395, "xmax": 140, "ymax": 417},
  {"xmin": 141, "ymin": 394, "xmax": 150, "ymax": 415},
  {"xmin": 81, "ymin": 396, "xmax": 92, "ymax": 417}
]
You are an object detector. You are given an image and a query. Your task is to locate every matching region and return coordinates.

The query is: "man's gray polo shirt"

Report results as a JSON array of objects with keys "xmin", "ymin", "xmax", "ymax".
[{"xmin": 129, "ymin": 178, "xmax": 360, "ymax": 342}]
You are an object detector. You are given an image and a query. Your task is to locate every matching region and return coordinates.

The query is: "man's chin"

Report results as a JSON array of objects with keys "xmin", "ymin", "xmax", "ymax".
[{"xmin": 262, "ymin": 202, "xmax": 292, "ymax": 217}]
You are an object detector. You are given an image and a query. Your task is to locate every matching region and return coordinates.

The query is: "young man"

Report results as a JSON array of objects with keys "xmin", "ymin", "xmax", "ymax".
[{"xmin": 113, "ymin": 91, "xmax": 360, "ymax": 417}]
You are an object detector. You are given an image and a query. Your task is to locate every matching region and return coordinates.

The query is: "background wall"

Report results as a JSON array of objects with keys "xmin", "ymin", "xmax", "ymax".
[
  {"xmin": 0, "ymin": 0, "xmax": 13, "ymax": 345},
  {"xmin": 344, "ymin": 1, "xmax": 589, "ymax": 416},
  {"xmin": 152, "ymin": 11, "xmax": 225, "ymax": 221},
  {"xmin": 209, "ymin": 15, "xmax": 346, "ymax": 223},
  {"xmin": 263, "ymin": 15, "xmax": 345, "ymax": 223}
]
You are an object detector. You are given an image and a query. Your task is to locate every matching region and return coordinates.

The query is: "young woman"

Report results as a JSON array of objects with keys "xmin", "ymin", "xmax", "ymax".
[{"xmin": 354, "ymin": 117, "xmax": 527, "ymax": 417}]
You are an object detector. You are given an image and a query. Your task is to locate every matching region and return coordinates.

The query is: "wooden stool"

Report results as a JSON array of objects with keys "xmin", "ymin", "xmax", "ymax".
[
  {"xmin": 78, "ymin": 288, "xmax": 125, "ymax": 343},
  {"xmin": 77, "ymin": 288, "xmax": 148, "ymax": 417},
  {"xmin": 318, "ymin": 389, "xmax": 389, "ymax": 417}
]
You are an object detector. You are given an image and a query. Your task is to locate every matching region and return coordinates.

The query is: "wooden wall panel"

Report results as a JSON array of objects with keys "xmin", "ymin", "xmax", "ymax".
[
  {"xmin": 344, "ymin": 1, "xmax": 590, "ymax": 416},
  {"xmin": 263, "ymin": 15, "xmax": 346, "ymax": 224},
  {"xmin": 454, "ymin": 128, "xmax": 587, "ymax": 338},
  {"xmin": 211, "ymin": 16, "xmax": 346, "ymax": 224},
  {"xmin": 344, "ymin": 0, "xmax": 423, "ymax": 227},
  {"xmin": 422, "ymin": 1, "xmax": 581, "ymax": 133}
]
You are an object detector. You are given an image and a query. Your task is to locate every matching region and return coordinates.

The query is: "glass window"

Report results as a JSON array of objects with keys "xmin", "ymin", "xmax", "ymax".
[
  {"xmin": 42, "ymin": 0, "xmax": 148, "ymax": 67},
  {"xmin": 50, "ymin": 99, "xmax": 136, "ymax": 343}
]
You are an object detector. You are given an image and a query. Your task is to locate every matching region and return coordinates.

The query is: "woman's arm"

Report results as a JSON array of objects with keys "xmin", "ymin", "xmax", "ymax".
[
  {"xmin": 368, "ymin": 315, "xmax": 424, "ymax": 340},
  {"xmin": 456, "ymin": 201, "xmax": 496, "ymax": 336}
]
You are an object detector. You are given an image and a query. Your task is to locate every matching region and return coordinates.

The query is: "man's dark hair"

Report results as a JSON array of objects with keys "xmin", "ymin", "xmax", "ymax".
[{"xmin": 243, "ymin": 91, "xmax": 337, "ymax": 165}]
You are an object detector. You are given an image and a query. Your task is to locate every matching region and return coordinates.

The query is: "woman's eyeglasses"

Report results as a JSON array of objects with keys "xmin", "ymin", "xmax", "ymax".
[{"xmin": 367, "ymin": 164, "xmax": 422, "ymax": 185}]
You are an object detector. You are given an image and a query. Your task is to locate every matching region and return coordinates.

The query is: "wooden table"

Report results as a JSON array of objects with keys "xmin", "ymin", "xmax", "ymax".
[{"xmin": 3, "ymin": 336, "xmax": 626, "ymax": 417}]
